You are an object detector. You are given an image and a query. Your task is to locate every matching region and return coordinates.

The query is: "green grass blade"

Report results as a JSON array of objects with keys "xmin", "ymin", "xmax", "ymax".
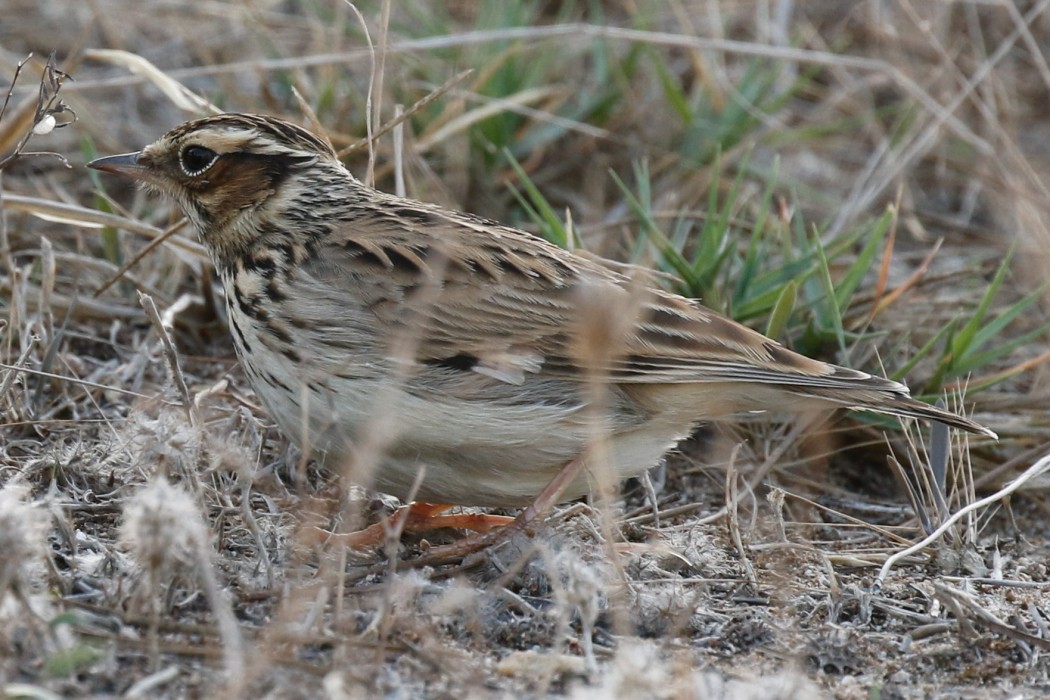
[
  {"xmin": 948, "ymin": 246, "xmax": 1015, "ymax": 361},
  {"xmin": 610, "ymin": 168, "xmax": 704, "ymax": 293},
  {"xmin": 502, "ymin": 147, "xmax": 569, "ymax": 247},
  {"xmin": 810, "ymin": 226, "xmax": 848, "ymax": 355},
  {"xmin": 765, "ymin": 280, "xmax": 798, "ymax": 341},
  {"xmin": 831, "ymin": 207, "xmax": 892, "ymax": 310},
  {"xmin": 81, "ymin": 137, "xmax": 122, "ymax": 266}
]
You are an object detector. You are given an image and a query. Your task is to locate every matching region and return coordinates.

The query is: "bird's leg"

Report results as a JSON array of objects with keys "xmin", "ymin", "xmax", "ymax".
[
  {"xmin": 318, "ymin": 449, "xmax": 589, "ymax": 561},
  {"xmin": 409, "ymin": 449, "xmax": 591, "ymax": 565},
  {"xmin": 319, "ymin": 502, "xmax": 515, "ymax": 548}
]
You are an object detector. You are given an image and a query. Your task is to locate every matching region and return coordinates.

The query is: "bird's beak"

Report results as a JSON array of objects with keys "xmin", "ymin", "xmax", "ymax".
[{"xmin": 87, "ymin": 151, "xmax": 150, "ymax": 180}]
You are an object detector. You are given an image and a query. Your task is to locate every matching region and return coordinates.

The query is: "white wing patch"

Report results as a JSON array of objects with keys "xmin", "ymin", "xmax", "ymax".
[{"xmin": 472, "ymin": 351, "xmax": 545, "ymax": 385}]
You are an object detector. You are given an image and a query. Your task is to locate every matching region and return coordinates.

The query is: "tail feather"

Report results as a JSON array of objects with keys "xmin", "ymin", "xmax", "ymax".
[
  {"xmin": 797, "ymin": 385, "xmax": 996, "ymax": 439},
  {"xmin": 873, "ymin": 394, "xmax": 996, "ymax": 439}
]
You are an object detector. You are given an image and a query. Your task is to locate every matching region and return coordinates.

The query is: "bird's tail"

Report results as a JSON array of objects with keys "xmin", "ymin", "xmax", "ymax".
[
  {"xmin": 861, "ymin": 392, "xmax": 996, "ymax": 439},
  {"xmin": 791, "ymin": 377, "xmax": 997, "ymax": 439}
]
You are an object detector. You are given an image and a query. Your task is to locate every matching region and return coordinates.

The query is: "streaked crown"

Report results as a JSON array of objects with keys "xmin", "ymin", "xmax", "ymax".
[
  {"xmin": 90, "ymin": 114, "xmax": 349, "ymax": 263},
  {"xmin": 160, "ymin": 113, "xmax": 337, "ymax": 162}
]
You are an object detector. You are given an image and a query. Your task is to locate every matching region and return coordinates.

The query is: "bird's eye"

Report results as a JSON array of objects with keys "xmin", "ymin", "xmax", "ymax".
[{"xmin": 179, "ymin": 146, "xmax": 218, "ymax": 176}]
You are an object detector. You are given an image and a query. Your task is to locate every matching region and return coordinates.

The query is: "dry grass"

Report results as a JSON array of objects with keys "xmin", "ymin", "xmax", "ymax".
[{"xmin": 2, "ymin": 1, "xmax": 1050, "ymax": 698}]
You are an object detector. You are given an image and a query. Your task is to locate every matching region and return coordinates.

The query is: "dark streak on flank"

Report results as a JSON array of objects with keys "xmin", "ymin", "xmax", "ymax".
[
  {"xmin": 229, "ymin": 317, "xmax": 253, "ymax": 354},
  {"xmin": 263, "ymin": 370, "xmax": 293, "ymax": 394},
  {"xmin": 425, "ymin": 353, "xmax": 479, "ymax": 373},
  {"xmin": 234, "ymin": 285, "xmax": 268, "ymax": 322},
  {"xmin": 280, "ymin": 345, "xmax": 301, "ymax": 363},
  {"xmin": 266, "ymin": 322, "xmax": 295, "ymax": 347}
]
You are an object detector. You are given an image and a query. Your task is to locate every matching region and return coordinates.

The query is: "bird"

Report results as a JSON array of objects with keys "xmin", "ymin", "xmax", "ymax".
[{"xmin": 88, "ymin": 113, "xmax": 994, "ymax": 538}]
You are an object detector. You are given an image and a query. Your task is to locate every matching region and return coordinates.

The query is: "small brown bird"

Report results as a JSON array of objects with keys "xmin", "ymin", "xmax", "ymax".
[{"xmin": 89, "ymin": 114, "xmax": 993, "ymax": 521}]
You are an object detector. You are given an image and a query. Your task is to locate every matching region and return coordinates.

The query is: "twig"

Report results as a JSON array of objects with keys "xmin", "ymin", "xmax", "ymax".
[
  {"xmin": 877, "ymin": 452, "xmax": 1050, "ymax": 587},
  {"xmin": 0, "ymin": 340, "xmax": 36, "ymax": 414},
  {"xmin": 94, "ymin": 219, "xmax": 189, "ymax": 297},
  {"xmin": 335, "ymin": 68, "xmax": 474, "ymax": 158},
  {"xmin": 0, "ymin": 52, "xmax": 75, "ymax": 171},
  {"xmin": 138, "ymin": 292, "xmax": 199, "ymax": 428},
  {"xmin": 935, "ymin": 582, "xmax": 1050, "ymax": 652},
  {"xmin": 0, "ymin": 362, "xmax": 157, "ymax": 401},
  {"xmin": 724, "ymin": 444, "xmax": 757, "ymax": 589}
]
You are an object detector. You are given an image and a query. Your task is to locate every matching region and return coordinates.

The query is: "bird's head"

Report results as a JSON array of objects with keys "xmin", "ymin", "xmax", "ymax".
[{"xmin": 89, "ymin": 114, "xmax": 343, "ymax": 262}]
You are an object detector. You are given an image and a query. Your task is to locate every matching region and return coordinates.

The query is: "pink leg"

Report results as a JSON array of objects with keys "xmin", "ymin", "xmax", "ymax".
[
  {"xmin": 318, "ymin": 502, "xmax": 516, "ymax": 548},
  {"xmin": 408, "ymin": 450, "xmax": 590, "ymax": 565}
]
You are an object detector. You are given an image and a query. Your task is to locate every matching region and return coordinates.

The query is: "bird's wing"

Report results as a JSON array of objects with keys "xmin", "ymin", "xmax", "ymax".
[{"xmin": 303, "ymin": 191, "xmax": 892, "ymax": 392}]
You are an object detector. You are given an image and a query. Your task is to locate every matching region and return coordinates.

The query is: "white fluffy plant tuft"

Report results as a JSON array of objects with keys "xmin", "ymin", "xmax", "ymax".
[{"xmin": 120, "ymin": 478, "xmax": 245, "ymax": 689}]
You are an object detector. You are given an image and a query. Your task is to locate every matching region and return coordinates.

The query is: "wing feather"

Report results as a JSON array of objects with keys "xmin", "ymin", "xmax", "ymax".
[
  {"xmin": 293, "ymin": 187, "xmax": 993, "ymax": 438},
  {"xmin": 303, "ymin": 192, "xmax": 871, "ymax": 391}
]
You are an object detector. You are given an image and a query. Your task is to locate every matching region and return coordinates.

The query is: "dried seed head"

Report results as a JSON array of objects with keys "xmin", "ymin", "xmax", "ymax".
[
  {"xmin": 0, "ymin": 483, "xmax": 47, "ymax": 595},
  {"xmin": 120, "ymin": 478, "xmax": 205, "ymax": 571},
  {"xmin": 570, "ymin": 278, "xmax": 641, "ymax": 375}
]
